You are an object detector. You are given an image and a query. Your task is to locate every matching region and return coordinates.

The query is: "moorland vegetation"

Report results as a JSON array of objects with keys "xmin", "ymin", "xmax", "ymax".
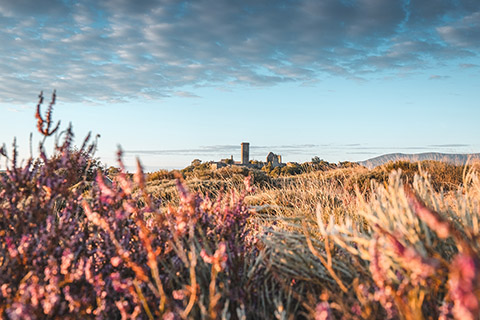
[{"xmin": 1, "ymin": 93, "xmax": 479, "ymax": 319}]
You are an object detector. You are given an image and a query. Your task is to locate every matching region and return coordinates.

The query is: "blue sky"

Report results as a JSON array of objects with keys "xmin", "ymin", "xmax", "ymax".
[{"xmin": 0, "ymin": 0, "xmax": 479, "ymax": 171}]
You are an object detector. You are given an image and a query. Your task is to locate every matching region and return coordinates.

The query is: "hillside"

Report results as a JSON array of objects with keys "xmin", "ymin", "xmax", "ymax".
[{"xmin": 358, "ymin": 152, "xmax": 480, "ymax": 169}]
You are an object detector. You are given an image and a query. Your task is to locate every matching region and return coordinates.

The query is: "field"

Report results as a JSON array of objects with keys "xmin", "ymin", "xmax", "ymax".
[{"xmin": 1, "ymin": 101, "xmax": 480, "ymax": 319}]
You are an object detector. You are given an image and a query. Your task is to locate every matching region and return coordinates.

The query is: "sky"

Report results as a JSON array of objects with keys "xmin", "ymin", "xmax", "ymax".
[{"xmin": 0, "ymin": 0, "xmax": 479, "ymax": 171}]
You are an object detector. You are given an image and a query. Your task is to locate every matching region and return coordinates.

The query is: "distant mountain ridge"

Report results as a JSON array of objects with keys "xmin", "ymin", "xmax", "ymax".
[{"xmin": 358, "ymin": 152, "xmax": 480, "ymax": 169}]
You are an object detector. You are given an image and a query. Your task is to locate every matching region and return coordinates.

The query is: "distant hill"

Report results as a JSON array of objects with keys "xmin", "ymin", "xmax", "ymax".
[{"xmin": 358, "ymin": 152, "xmax": 480, "ymax": 169}]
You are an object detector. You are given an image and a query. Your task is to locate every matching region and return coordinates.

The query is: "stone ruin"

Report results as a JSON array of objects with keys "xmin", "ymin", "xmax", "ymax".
[
  {"xmin": 266, "ymin": 152, "xmax": 282, "ymax": 167},
  {"xmin": 208, "ymin": 143, "xmax": 284, "ymax": 170},
  {"xmin": 241, "ymin": 142, "xmax": 249, "ymax": 164}
]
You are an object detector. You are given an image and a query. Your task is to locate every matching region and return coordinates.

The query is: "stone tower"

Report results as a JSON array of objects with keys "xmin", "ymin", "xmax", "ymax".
[{"xmin": 241, "ymin": 142, "xmax": 249, "ymax": 164}]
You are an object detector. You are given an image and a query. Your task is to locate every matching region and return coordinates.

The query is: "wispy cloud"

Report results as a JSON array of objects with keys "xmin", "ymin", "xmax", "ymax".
[
  {"xmin": 126, "ymin": 145, "xmax": 238, "ymax": 156},
  {"xmin": 459, "ymin": 63, "xmax": 479, "ymax": 69},
  {"xmin": 429, "ymin": 75, "xmax": 451, "ymax": 80},
  {"xmin": 173, "ymin": 91, "xmax": 201, "ymax": 98},
  {"xmin": 125, "ymin": 144, "xmax": 321, "ymax": 156},
  {"xmin": 429, "ymin": 144, "xmax": 470, "ymax": 148},
  {"xmin": 0, "ymin": 0, "xmax": 479, "ymax": 103},
  {"xmin": 346, "ymin": 152, "xmax": 378, "ymax": 155}
]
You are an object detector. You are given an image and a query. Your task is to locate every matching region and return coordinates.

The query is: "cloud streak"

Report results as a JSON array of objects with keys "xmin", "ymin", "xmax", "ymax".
[
  {"xmin": 0, "ymin": 0, "xmax": 479, "ymax": 103},
  {"xmin": 429, "ymin": 75, "xmax": 450, "ymax": 80},
  {"xmin": 125, "ymin": 143, "xmax": 475, "ymax": 161},
  {"xmin": 125, "ymin": 144, "xmax": 321, "ymax": 156}
]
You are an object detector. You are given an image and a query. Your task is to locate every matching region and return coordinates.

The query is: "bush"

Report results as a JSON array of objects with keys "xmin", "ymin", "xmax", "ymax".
[
  {"xmin": 146, "ymin": 169, "xmax": 176, "ymax": 182},
  {"xmin": 0, "ymin": 93, "xmax": 262, "ymax": 318}
]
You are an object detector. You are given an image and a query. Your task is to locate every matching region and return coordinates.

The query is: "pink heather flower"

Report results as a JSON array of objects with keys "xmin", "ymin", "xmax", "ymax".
[
  {"xmin": 1, "ymin": 284, "xmax": 11, "ymax": 297},
  {"xmin": 17, "ymin": 235, "xmax": 30, "ymax": 256},
  {"xmin": 117, "ymin": 173, "xmax": 133, "ymax": 195},
  {"xmin": 70, "ymin": 258, "xmax": 85, "ymax": 281},
  {"xmin": 110, "ymin": 272, "xmax": 129, "ymax": 292},
  {"xmin": 63, "ymin": 286, "xmax": 78, "ymax": 312},
  {"xmin": 244, "ymin": 176, "xmax": 255, "ymax": 193},
  {"xmin": 115, "ymin": 300, "xmax": 129, "ymax": 320},
  {"xmin": 83, "ymin": 201, "xmax": 111, "ymax": 231},
  {"xmin": 121, "ymin": 202, "xmax": 136, "ymax": 216},
  {"xmin": 8, "ymin": 302, "xmax": 31, "ymax": 320},
  {"xmin": 85, "ymin": 258, "xmax": 94, "ymax": 284},
  {"xmin": 96, "ymin": 174, "xmax": 116, "ymax": 198},
  {"xmin": 408, "ymin": 191, "xmax": 450, "ymax": 239},
  {"xmin": 134, "ymin": 158, "xmax": 144, "ymax": 182},
  {"xmin": 60, "ymin": 248, "xmax": 74, "ymax": 275},
  {"xmin": 351, "ymin": 302, "xmax": 362, "ymax": 316},
  {"xmin": 315, "ymin": 302, "xmax": 332, "ymax": 320},
  {"xmin": 438, "ymin": 301, "xmax": 453, "ymax": 320},
  {"xmin": 449, "ymin": 253, "xmax": 480, "ymax": 320},
  {"xmin": 131, "ymin": 305, "xmax": 142, "ymax": 319},
  {"xmin": 5, "ymin": 237, "xmax": 18, "ymax": 258},
  {"xmin": 369, "ymin": 233, "xmax": 399, "ymax": 319},
  {"xmin": 175, "ymin": 179, "xmax": 190, "ymax": 202},
  {"xmin": 385, "ymin": 232, "xmax": 438, "ymax": 283},
  {"xmin": 200, "ymin": 249, "xmax": 213, "ymax": 264},
  {"xmin": 369, "ymin": 236, "xmax": 386, "ymax": 288},
  {"xmin": 376, "ymin": 225, "xmax": 439, "ymax": 284},
  {"xmin": 41, "ymin": 292, "xmax": 59, "ymax": 315},
  {"xmin": 200, "ymin": 242, "xmax": 228, "ymax": 272},
  {"xmin": 163, "ymin": 311, "xmax": 175, "ymax": 320},
  {"xmin": 46, "ymin": 215, "xmax": 54, "ymax": 233},
  {"xmin": 110, "ymin": 256, "xmax": 122, "ymax": 267},
  {"xmin": 177, "ymin": 221, "xmax": 187, "ymax": 234},
  {"xmin": 172, "ymin": 289, "xmax": 186, "ymax": 300}
]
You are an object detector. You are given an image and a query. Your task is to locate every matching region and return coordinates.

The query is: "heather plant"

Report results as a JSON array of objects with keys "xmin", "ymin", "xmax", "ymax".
[
  {"xmin": 0, "ymin": 94, "xmax": 105, "ymax": 318},
  {"xmin": 0, "ymin": 93, "xmax": 262, "ymax": 319},
  {"xmin": 81, "ymin": 159, "xmax": 261, "ymax": 319}
]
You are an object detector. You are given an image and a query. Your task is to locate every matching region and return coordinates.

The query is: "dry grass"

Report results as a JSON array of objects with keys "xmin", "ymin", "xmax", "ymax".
[{"xmin": 249, "ymin": 163, "xmax": 480, "ymax": 319}]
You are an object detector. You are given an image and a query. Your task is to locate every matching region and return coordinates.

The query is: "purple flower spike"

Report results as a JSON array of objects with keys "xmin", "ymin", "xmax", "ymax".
[
  {"xmin": 406, "ymin": 187, "xmax": 451, "ymax": 239},
  {"xmin": 449, "ymin": 253, "xmax": 480, "ymax": 320},
  {"xmin": 315, "ymin": 302, "xmax": 332, "ymax": 320}
]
